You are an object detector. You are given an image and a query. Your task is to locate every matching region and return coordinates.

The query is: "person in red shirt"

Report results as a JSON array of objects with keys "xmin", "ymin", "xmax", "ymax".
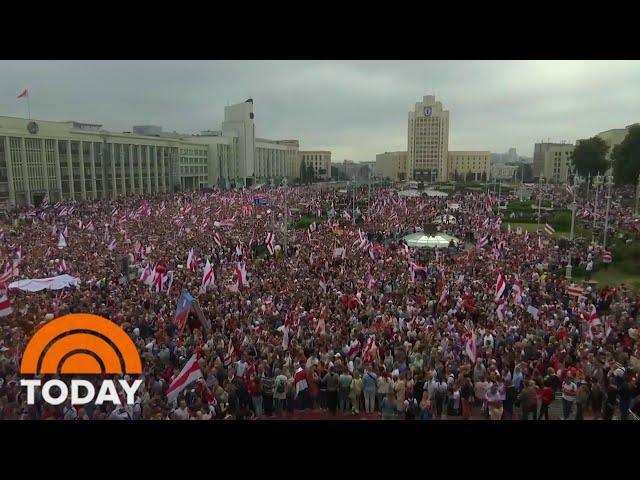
[{"xmin": 538, "ymin": 384, "xmax": 554, "ymax": 420}]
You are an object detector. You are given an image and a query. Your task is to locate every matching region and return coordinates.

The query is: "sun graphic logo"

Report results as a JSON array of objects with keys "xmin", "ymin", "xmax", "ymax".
[{"xmin": 20, "ymin": 313, "xmax": 143, "ymax": 406}]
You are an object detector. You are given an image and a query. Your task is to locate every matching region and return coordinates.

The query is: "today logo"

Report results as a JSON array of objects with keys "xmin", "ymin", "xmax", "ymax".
[{"xmin": 20, "ymin": 313, "xmax": 143, "ymax": 406}]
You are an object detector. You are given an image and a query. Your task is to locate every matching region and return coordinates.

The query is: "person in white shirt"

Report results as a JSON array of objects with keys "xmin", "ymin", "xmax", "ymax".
[
  {"xmin": 172, "ymin": 400, "xmax": 190, "ymax": 420},
  {"xmin": 485, "ymin": 383, "xmax": 503, "ymax": 420},
  {"xmin": 561, "ymin": 374, "xmax": 577, "ymax": 420}
]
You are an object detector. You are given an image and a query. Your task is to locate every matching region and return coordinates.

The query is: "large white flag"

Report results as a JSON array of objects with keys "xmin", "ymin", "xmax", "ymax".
[
  {"xmin": 166, "ymin": 354, "xmax": 203, "ymax": 404},
  {"xmin": 200, "ymin": 259, "xmax": 215, "ymax": 294},
  {"xmin": 57, "ymin": 232, "xmax": 67, "ymax": 249}
]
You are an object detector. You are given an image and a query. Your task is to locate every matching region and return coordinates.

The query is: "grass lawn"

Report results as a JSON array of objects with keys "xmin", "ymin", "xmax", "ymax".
[
  {"xmin": 573, "ymin": 265, "xmax": 640, "ymax": 292},
  {"xmin": 503, "ymin": 222, "xmax": 569, "ymax": 239}
]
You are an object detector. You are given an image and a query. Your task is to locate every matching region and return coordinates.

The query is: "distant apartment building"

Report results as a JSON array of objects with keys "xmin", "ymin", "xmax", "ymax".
[
  {"xmin": 299, "ymin": 150, "xmax": 331, "ymax": 180},
  {"xmin": 375, "ymin": 151, "xmax": 408, "ymax": 181},
  {"xmin": 407, "ymin": 95, "xmax": 449, "ymax": 182},
  {"xmin": 447, "ymin": 151, "xmax": 491, "ymax": 182},
  {"xmin": 575, "ymin": 123, "xmax": 639, "ymax": 176},
  {"xmin": 533, "ymin": 142, "xmax": 574, "ymax": 183}
]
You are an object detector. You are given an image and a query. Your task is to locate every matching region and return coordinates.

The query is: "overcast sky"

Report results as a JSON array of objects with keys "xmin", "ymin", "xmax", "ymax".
[{"xmin": 2, "ymin": 60, "xmax": 639, "ymax": 162}]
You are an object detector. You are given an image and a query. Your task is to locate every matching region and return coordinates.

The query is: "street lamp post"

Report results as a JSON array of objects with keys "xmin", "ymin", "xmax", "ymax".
[
  {"xmin": 592, "ymin": 172, "xmax": 601, "ymax": 245},
  {"xmin": 282, "ymin": 176, "xmax": 288, "ymax": 257},
  {"xmin": 566, "ymin": 176, "xmax": 578, "ymax": 279},
  {"xmin": 603, "ymin": 175, "xmax": 613, "ymax": 250}
]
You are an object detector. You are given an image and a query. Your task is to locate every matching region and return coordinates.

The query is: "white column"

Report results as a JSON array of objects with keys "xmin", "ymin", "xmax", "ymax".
[
  {"xmin": 120, "ymin": 145, "xmax": 126, "ymax": 195},
  {"xmin": 138, "ymin": 145, "xmax": 144, "ymax": 194},
  {"xmin": 153, "ymin": 145, "xmax": 159, "ymax": 192},
  {"xmin": 129, "ymin": 145, "xmax": 135, "ymax": 193},
  {"xmin": 110, "ymin": 143, "xmax": 117, "ymax": 198},
  {"xmin": 54, "ymin": 139, "xmax": 63, "ymax": 199},
  {"xmin": 19, "ymin": 137, "xmax": 31, "ymax": 206},
  {"xmin": 78, "ymin": 141, "xmax": 86, "ymax": 199},
  {"xmin": 89, "ymin": 142, "xmax": 97, "ymax": 199},
  {"xmin": 161, "ymin": 147, "xmax": 166, "ymax": 192},
  {"xmin": 4, "ymin": 136, "xmax": 16, "ymax": 206},
  {"xmin": 66, "ymin": 140, "xmax": 74, "ymax": 199},
  {"xmin": 145, "ymin": 146, "xmax": 152, "ymax": 192},
  {"xmin": 40, "ymin": 138, "xmax": 50, "ymax": 197}
]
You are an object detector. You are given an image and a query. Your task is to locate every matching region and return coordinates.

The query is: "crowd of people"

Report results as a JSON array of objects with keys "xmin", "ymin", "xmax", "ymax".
[{"xmin": 0, "ymin": 182, "xmax": 638, "ymax": 420}]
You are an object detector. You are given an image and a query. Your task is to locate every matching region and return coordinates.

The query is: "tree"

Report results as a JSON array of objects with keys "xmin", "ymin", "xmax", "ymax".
[
  {"xmin": 300, "ymin": 161, "xmax": 308, "ymax": 183},
  {"xmin": 306, "ymin": 163, "xmax": 315, "ymax": 184},
  {"xmin": 611, "ymin": 124, "xmax": 640, "ymax": 185},
  {"xmin": 571, "ymin": 136, "xmax": 610, "ymax": 179}
]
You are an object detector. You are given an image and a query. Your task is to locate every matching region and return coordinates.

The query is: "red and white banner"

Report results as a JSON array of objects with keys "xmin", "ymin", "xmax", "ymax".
[
  {"xmin": 495, "ymin": 273, "xmax": 506, "ymax": 301},
  {"xmin": 265, "ymin": 232, "xmax": 274, "ymax": 255},
  {"xmin": 544, "ymin": 223, "xmax": 555, "ymax": 235},
  {"xmin": 166, "ymin": 354, "xmax": 203, "ymax": 403},
  {"xmin": 200, "ymin": 259, "xmax": 215, "ymax": 294},
  {"xmin": 566, "ymin": 285, "xmax": 584, "ymax": 297},
  {"xmin": 0, "ymin": 284, "xmax": 12, "ymax": 317}
]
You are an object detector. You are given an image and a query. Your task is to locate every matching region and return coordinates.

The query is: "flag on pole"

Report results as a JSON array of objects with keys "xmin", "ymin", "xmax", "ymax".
[
  {"xmin": 57, "ymin": 232, "xmax": 67, "ymax": 249},
  {"xmin": 465, "ymin": 330, "xmax": 477, "ymax": 363},
  {"xmin": 174, "ymin": 290, "xmax": 194, "ymax": 331},
  {"xmin": 265, "ymin": 232, "xmax": 274, "ymax": 255},
  {"xmin": 0, "ymin": 283, "xmax": 12, "ymax": 317},
  {"xmin": 187, "ymin": 248, "xmax": 197, "ymax": 272},
  {"xmin": 200, "ymin": 259, "xmax": 215, "ymax": 293},
  {"xmin": 17, "ymin": 89, "xmax": 28, "ymax": 99},
  {"xmin": 166, "ymin": 354, "xmax": 203, "ymax": 404},
  {"xmin": 224, "ymin": 339, "xmax": 235, "ymax": 367},
  {"xmin": 566, "ymin": 284, "xmax": 584, "ymax": 297},
  {"xmin": 236, "ymin": 262, "xmax": 248, "ymax": 287},
  {"xmin": 495, "ymin": 273, "xmax": 506, "ymax": 302},
  {"xmin": 544, "ymin": 223, "xmax": 555, "ymax": 235},
  {"xmin": 477, "ymin": 234, "xmax": 489, "ymax": 249}
]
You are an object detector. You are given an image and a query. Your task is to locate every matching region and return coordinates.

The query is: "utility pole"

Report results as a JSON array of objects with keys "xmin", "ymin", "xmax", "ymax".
[
  {"xmin": 566, "ymin": 176, "xmax": 577, "ymax": 279},
  {"xmin": 603, "ymin": 175, "xmax": 613, "ymax": 250},
  {"xmin": 592, "ymin": 172, "xmax": 600, "ymax": 244},
  {"xmin": 537, "ymin": 175, "xmax": 544, "ymax": 232},
  {"xmin": 586, "ymin": 171, "xmax": 590, "ymax": 204}
]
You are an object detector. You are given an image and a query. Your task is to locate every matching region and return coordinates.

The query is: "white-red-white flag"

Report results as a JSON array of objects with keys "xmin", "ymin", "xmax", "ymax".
[
  {"xmin": 57, "ymin": 232, "xmax": 67, "ymax": 249},
  {"xmin": 0, "ymin": 283, "xmax": 12, "ymax": 317},
  {"xmin": 265, "ymin": 232, "xmax": 274, "ymax": 255},
  {"xmin": 495, "ymin": 273, "xmax": 506, "ymax": 301},
  {"xmin": 166, "ymin": 354, "xmax": 203, "ymax": 404},
  {"xmin": 236, "ymin": 262, "xmax": 248, "ymax": 287},
  {"xmin": 200, "ymin": 259, "xmax": 215, "ymax": 294},
  {"xmin": 465, "ymin": 330, "xmax": 477, "ymax": 363}
]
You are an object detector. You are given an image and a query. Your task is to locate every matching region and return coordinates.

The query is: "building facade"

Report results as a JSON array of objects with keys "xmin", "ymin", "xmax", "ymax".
[
  {"xmin": 447, "ymin": 151, "xmax": 491, "ymax": 182},
  {"xmin": 0, "ymin": 99, "xmax": 331, "ymax": 207},
  {"xmin": 0, "ymin": 116, "xmax": 181, "ymax": 207},
  {"xmin": 533, "ymin": 142, "xmax": 574, "ymax": 183},
  {"xmin": 407, "ymin": 95, "xmax": 449, "ymax": 182},
  {"xmin": 375, "ymin": 151, "xmax": 408, "ymax": 181},
  {"xmin": 491, "ymin": 164, "xmax": 519, "ymax": 181},
  {"xmin": 299, "ymin": 150, "xmax": 331, "ymax": 180}
]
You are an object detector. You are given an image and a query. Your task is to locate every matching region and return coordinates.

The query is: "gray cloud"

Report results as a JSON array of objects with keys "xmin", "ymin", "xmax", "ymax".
[{"xmin": 2, "ymin": 60, "xmax": 639, "ymax": 161}]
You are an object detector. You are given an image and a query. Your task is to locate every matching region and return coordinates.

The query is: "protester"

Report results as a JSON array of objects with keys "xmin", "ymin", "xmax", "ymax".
[{"xmin": 0, "ymin": 185, "xmax": 637, "ymax": 421}]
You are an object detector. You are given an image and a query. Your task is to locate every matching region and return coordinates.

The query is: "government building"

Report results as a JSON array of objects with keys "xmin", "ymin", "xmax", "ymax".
[
  {"xmin": 407, "ymin": 95, "xmax": 449, "ymax": 182},
  {"xmin": 0, "ymin": 99, "xmax": 329, "ymax": 207}
]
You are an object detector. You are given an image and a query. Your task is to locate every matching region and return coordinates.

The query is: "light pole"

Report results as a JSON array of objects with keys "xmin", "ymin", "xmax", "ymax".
[
  {"xmin": 282, "ymin": 176, "xmax": 288, "ymax": 257},
  {"xmin": 566, "ymin": 176, "xmax": 578, "ymax": 279},
  {"xmin": 537, "ymin": 175, "xmax": 544, "ymax": 232},
  {"xmin": 592, "ymin": 172, "xmax": 601, "ymax": 245},
  {"xmin": 603, "ymin": 175, "xmax": 613, "ymax": 250}
]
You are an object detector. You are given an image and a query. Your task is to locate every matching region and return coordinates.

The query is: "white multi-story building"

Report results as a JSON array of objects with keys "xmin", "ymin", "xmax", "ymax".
[
  {"xmin": 447, "ymin": 151, "xmax": 491, "ymax": 182},
  {"xmin": 375, "ymin": 151, "xmax": 408, "ymax": 181},
  {"xmin": 533, "ymin": 142, "xmax": 574, "ymax": 183},
  {"xmin": 0, "ymin": 99, "xmax": 323, "ymax": 206},
  {"xmin": 407, "ymin": 95, "xmax": 449, "ymax": 182},
  {"xmin": 299, "ymin": 151, "xmax": 331, "ymax": 180}
]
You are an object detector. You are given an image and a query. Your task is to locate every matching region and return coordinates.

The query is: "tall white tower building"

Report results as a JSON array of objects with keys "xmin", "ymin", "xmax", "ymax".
[
  {"xmin": 222, "ymin": 98, "xmax": 255, "ymax": 186},
  {"xmin": 407, "ymin": 95, "xmax": 449, "ymax": 182}
]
